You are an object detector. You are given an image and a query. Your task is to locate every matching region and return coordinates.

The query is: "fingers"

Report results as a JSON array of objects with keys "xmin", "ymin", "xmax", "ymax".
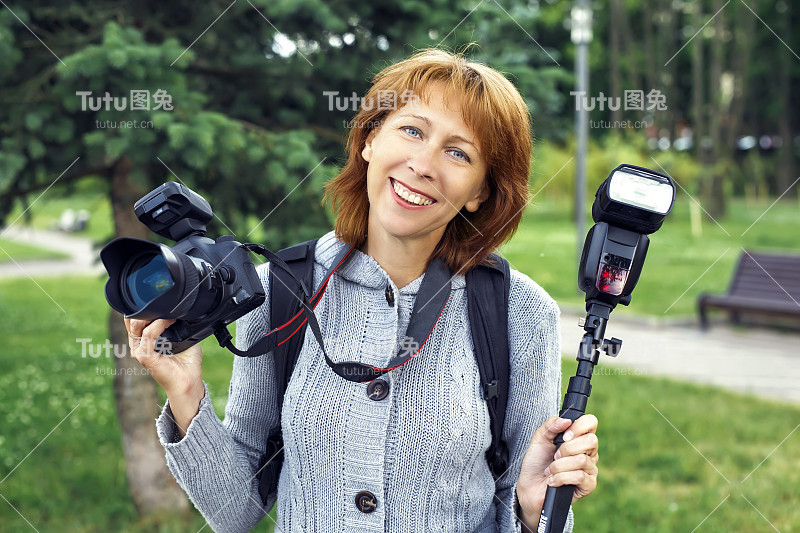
[
  {"xmin": 126, "ymin": 318, "xmax": 174, "ymax": 343},
  {"xmin": 127, "ymin": 318, "xmax": 175, "ymax": 360},
  {"xmin": 539, "ymin": 414, "xmax": 600, "ymax": 500},
  {"xmin": 554, "ymin": 432, "xmax": 599, "ymax": 460},
  {"xmin": 141, "ymin": 318, "xmax": 176, "ymax": 343},
  {"xmin": 546, "ymin": 460, "xmax": 598, "ymax": 493},
  {"xmin": 545, "ymin": 453, "xmax": 599, "ymax": 498},
  {"xmin": 127, "ymin": 318, "xmax": 151, "ymax": 338},
  {"xmin": 546, "ymin": 453, "xmax": 598, "ymax": 479},
  {"xmin": 530, "ymin": 416, "xmax": 573, "ymax": 446},
  {"xmin": 564, "ymin": 414, "xmax": 598, "ymax": 440}
]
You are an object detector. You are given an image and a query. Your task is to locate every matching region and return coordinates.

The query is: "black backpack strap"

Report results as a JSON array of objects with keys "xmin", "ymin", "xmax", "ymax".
[
  {"xmin": 466, "ymin": 253, "xmax": 511, "ymax": 482},
  {"xmin": 257, "ymin": 238, "xmax": 318, "ymax": 504},
  {"xmin": 270, "ymin": 238, "xmax": 319, "ymax": 413}
]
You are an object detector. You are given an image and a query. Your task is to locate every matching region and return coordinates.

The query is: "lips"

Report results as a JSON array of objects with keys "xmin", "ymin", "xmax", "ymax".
[{"xmin": 390, "ymin": 178, "xmax": 437, "ymax": 206}]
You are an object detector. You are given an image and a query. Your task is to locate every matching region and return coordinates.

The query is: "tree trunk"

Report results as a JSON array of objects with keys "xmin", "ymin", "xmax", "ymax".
[
  {"xmin": 642, "ymin": 2, "xmax": 666, "ymax": 132},
  {"xmin": 641, "ymin": 0, "xmax": 657, "ymax": 97},
  {"xmin": 109, "ymin": 158, "xmax": 190, "ymax": 517},
  {"xmin": 722, "ymin": 4, "xmax": 755, "ymax": 198},
  {"xmin": 615, "ymin": 0, "xmax": 634, "ymax": 121},
  {"xmin": 703, "ymin": 0, "xmax": 727, "ymax": 219},
  {"xmin": 777, "ymin": 4, "xmax": 794, "ymax": 194},
  {"xmin": 692, "ymin": 0, "xmax": 706, "ymax": 164},
  {"xmin": 661, "ymin": 0, "xmax": 678, "ymax": 139}
]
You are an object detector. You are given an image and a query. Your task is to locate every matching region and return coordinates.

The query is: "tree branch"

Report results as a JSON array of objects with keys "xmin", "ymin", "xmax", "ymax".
[
  {"xmin": 4, "ymin": 165, "xmax": 112, "ymax": 199},
  {"xmin": 186, "ymin": 64, "xmax": 264, "ymax": 78}
]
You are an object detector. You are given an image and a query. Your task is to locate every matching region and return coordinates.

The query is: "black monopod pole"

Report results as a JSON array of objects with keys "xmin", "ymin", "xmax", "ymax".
[{"xmin": 536, "ymin": 302, "xmax": 620, "ymax": 533}]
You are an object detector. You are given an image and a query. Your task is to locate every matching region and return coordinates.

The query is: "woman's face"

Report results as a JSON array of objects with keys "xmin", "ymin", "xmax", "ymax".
[{"xmin": 361, "ymin": 84, "xmax": 489, "ymax": 247}]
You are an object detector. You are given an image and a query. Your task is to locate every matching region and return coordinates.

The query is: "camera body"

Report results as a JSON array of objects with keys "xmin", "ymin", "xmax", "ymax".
[{"xmin": 101, "ymin": 182, "xmax": 265, "ymax": 354}]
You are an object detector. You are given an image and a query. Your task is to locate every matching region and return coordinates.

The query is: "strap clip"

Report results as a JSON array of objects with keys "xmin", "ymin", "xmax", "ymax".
[{"xmin": 483, "ymin": 379, "xmax": 499, "ymax": 400}]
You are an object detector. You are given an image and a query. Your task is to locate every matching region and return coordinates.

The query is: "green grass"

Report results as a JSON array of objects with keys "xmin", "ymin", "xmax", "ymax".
[
  {"xmin": 572, "ymin": 363, "xmax": 800, "ymax": 532},
  {"xmin": 0, "ymin": 239, "xmax": 69, "ymax": 263},
  {"xmin": 1, "ymin": 275, "xmax": 799, "ymax": 531},
  {"xmin": 4, "ymin": 176, "xmax": 113, "ymax": 244},
  {"xmin": 501, "ymin": 195, "xmax": 800, "ymax": 318},
  {"xmin": 0, "ymin": 275, "xmax": 275, "ymax": 532}
]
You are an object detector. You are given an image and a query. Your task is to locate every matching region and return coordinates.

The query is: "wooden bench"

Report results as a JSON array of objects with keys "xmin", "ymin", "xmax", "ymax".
[{"xmin": 698, "ymin": 250, "xmax": 800, "ymax": 329}]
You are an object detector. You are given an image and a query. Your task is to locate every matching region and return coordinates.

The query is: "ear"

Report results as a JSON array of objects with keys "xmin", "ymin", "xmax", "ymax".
[
  {"xmin": 464, "ymin": 181, "xmax": 490, "ymax": 213},
  {"xmin": 361, "ymin": 130, "xmax": 376, "ymax": 162}
]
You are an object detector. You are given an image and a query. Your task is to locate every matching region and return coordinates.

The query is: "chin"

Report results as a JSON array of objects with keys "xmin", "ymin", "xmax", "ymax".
[{"xmin": 375, "ymin": 216, "xmax": 426, "ymax": 240}]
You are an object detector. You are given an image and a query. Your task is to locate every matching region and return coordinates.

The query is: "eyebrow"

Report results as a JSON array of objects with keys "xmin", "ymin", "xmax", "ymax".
[{"xmin": 396, "ymin": 113, "xmax": 480, "ymax": 153}]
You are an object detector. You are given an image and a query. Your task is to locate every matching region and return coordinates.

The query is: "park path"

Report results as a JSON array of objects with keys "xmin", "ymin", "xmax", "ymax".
[
  {"xmin": 560, "ymin": 306, "xmax": 800, "ymax": 405},
  {"xmin": 0, "ymin": 226, "xmax": 105, "ymax": 278},
  {"xmin": 2, "ymin": 226, "xmax": 798, "ymax": 405}
]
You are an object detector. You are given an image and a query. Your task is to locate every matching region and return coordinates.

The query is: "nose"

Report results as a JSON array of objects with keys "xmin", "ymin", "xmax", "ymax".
[{"xmin": 406, "ymin": 145, "xmax": 437, "ymax": 181}]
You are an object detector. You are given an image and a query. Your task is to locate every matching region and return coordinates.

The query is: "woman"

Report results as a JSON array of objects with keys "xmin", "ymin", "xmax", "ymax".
[{"xmin": 127, "ymin": 49, "xmax": 599, "ymax": 532}]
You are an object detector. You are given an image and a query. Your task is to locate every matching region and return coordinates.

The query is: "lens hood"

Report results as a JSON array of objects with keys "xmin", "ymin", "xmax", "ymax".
[{"xmin": 101, "ymin": 237, "xmax": 210, "ymax": 320}]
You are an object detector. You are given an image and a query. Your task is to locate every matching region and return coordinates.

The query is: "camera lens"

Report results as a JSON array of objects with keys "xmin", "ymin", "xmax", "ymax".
[
  {"xmin": 102, "ymin": 238, "xmax": 214, "ymax": 320},
  {"xmin": 124, "ymin": 253, "xmax": 176, "ymax": 309}
]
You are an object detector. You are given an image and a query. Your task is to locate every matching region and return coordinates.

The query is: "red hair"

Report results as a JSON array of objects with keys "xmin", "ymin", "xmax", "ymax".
[{"xmin": 323, "ymin": 48, "xmax": 532, "ymax": 274}]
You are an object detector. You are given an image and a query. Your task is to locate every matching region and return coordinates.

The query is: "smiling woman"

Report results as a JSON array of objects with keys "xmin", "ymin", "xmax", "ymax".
[
  {"xmin": 357, "ymin": 82, "xmax": 496, "ymax": 286},
  {"xmin": 127, "ymin": 48, "xmax": 599, "ymax": 533},
  {"xmin": 324, "ymin": 49, "xmax": 533, "ymax": 280}
]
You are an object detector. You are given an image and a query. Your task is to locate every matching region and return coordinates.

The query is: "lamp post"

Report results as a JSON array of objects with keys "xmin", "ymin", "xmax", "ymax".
[{"xmin": 572, "ymin": 0, "xmax": 592, "ymax": 278}]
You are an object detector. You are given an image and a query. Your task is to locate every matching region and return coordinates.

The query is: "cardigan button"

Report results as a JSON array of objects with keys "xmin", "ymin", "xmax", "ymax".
[
  {"xmin": 366, "ymin": 379, "xmax": 389, "ymax": 401},
  {"xmin": 355, "ymin": 490, "xmax": 378, "ymax": 513},
  {"xmin": 384, "ymin": 284, "xmax": 395, "ymax": 307}
]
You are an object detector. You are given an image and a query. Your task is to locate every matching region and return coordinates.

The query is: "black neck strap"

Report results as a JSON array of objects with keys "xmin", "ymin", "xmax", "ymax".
[
  {"xmin": 325, "ymin": 256, "xmax": 452, "ymax": 382},
  {"xmin": 220, "ymin": 244, "xmax": 452, "ymax": 383}
]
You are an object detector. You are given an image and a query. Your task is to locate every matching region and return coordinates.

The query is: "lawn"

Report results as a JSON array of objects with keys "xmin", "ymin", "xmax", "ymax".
[
  {"xmin": 1, "ymin": 275, "xmax": 799, "ymax": 532},
  {"xmin": 3, "ymin": 176, "xmax": 114, "ymax": 244},
  {"xmin": 0, "ymin": 239, "xmax": 69, "ymax": 263},
  {"xmin": 501, "ymin": 193, "xmax": 800, "ymax": 318}
]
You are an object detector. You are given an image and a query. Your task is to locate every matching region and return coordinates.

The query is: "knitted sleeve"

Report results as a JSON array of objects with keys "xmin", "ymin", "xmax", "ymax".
[{"xmin": 154, "ymin": 262, "xmax": 278, "ymax": 532}]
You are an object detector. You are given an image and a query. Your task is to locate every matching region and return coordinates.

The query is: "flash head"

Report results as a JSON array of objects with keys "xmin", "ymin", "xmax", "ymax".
[
  {"xmin": 134, "ymin": 182, "xmax": 213, "ymax": 242},
  {"xmin": 592, "ymin": 164, "xmax": 675, "ymax": 234}
]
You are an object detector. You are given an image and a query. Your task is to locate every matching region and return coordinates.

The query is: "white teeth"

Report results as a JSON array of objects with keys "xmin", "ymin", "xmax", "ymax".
[{"xmin": 392, "ymin": 179, "xmax": 433, "ymax": 206}]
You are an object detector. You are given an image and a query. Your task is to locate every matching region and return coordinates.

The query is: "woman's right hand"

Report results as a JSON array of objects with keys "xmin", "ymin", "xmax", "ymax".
[{"xmin": 125, "ymin": 318, "xmax": 205, "ymax": 438}]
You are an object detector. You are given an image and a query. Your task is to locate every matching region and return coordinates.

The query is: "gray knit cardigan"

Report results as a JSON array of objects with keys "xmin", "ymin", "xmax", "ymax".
[{"xmin": 156, "ymin": 230, "xmax": 574, "ymax": 532}]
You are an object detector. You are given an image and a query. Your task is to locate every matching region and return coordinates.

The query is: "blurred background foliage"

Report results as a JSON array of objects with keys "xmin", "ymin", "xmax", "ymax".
[{"xmin": 1, "ymin": 0, "xmax": 796, "ymax": 242}]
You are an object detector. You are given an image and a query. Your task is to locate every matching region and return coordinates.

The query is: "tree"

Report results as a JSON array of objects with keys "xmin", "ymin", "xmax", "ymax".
[{"xmin": 1, "ymin": 0, "xmax": 567, "ymax": 519}]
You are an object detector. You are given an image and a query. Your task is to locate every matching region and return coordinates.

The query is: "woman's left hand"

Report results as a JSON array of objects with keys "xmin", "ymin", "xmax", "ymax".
[{"xmin": 515, "ymin": 414, "xmax": 599, "ymax": 520}]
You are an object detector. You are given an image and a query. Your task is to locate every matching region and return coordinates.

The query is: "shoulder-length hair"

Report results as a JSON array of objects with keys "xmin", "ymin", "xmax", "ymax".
[{"xmin": 323, "ymin": 48, "xmax": 532, "ymax": 275}]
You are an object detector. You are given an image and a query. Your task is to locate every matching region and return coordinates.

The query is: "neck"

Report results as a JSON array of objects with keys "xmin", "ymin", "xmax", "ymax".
[{"xmin": 361, "ymin": 231, "xmax": 442, "ymax": 289}]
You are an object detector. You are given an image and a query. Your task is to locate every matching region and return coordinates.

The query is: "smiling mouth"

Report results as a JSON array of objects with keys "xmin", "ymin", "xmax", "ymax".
[{"xmin": 390, "ymin": 178, "xmax": 436, "ymax": 206}]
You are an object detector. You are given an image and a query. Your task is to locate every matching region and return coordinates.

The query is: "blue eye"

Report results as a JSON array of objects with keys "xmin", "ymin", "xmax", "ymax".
[
  {"xmin": 402, "ymin": 126, "xmax": 421, "ymax": 137},
  {"xmin": 447, "ymin": 148, "xmax": 470, "ymax": 163}
]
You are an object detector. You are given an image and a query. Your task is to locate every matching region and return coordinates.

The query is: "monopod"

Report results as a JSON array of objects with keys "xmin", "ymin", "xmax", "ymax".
[{"xmin": 537, "ymin": 164, "xmax": 676, "ymax": 533}]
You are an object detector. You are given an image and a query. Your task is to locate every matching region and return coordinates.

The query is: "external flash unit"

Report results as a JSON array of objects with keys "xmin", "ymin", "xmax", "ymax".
[
  {"xmin": 579, "ymin": 164, "xmax": 676, "ymax": 307},
  {"xmin": 539, "ymin": 163, "xmax": 676, "ymax": 533}
]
